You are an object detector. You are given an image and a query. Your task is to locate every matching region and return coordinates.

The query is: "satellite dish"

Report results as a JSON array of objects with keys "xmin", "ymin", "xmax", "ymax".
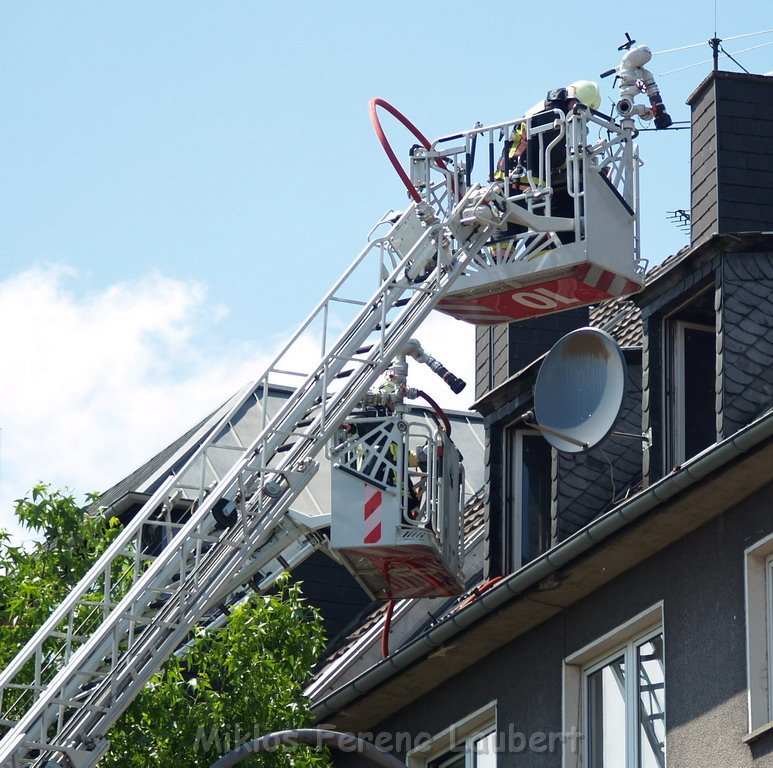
[{"xmin": 533, "ymin": 327, "xmax": 626, "ymax": 453}]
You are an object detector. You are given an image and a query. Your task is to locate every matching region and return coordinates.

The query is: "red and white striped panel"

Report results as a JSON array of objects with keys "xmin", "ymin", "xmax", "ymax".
[
  {"xmin": 438, "ymin": 262, "xmax": 642, "ymax": 325},
  {"xmin": 363, "ymin": 484, "xmax": 382, "ymax": 544}
]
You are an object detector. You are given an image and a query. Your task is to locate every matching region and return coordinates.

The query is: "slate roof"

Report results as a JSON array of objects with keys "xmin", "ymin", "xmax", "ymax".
[
  {"xmin": 588, "ymin": 246, "xmax": 693, "ymax": 347},
  {"xmin": 93, "ymin": 390, "xmax": 244, "ymax": 514}
]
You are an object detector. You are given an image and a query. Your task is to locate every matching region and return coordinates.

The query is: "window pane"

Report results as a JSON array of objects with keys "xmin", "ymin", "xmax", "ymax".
[
  {"xmin": 473, "ymin": 731, "xmax": 497, "ymax": 768},
  {"xmin": 588, "ymin": 655, "xmax": 626, "ymax": 768},
  {"xmin": 638, "ymin": 634, "xmax": 665, "ymax": 768},
  {"xmin": 682, "ymin": 327, "xmax": 715, "ymax": 458},
  {"xmin": 520, "ymin": 435, "xmax": 552, "ymax": 562}
]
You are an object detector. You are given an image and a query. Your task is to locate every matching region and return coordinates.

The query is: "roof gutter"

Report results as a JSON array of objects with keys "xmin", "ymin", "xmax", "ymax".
[{"xmin": 311, "ymin": 408, "xmax": 773, "ymax": 721}]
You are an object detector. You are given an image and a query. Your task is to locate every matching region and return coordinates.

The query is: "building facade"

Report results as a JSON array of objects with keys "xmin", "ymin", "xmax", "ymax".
[{"xmin": 307, "ymin": 70, "xmax": 773, "ymax": 768}]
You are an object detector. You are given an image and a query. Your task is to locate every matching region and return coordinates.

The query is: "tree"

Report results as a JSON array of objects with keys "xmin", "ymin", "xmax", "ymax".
[{"xmin": 0, "ymin": 485, "xmax": 329, "ymax": 768}]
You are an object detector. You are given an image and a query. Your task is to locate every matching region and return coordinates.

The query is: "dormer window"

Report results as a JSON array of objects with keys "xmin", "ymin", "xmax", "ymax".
[
  {"xmin": 664, "ymin": 287, "xmax": 716, "ymax": 467},
  {"xmin": 505, "ymin": 426, "xmax": 552, "ymax": 569},
  {"xmin": 671, "ymin": 320, "xmax": 716, "ymax": 462}
]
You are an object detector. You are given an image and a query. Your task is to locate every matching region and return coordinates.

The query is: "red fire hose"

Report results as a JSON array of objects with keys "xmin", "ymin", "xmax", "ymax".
[{"xmin": 368, "ymin": 97, "xmax": 449, "ymax": 203}]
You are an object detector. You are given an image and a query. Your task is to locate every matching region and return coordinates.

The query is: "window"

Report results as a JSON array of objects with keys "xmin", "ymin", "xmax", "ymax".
[
  {"xmin": 505, "ymin": 427, "xmax": 552, "ymax": 568},
  {"xmin": 409, "ymin": 703, "xmax": 496, "ymax": 768},
  {"xmin": 671, "ymin": 320, "xmax": 716, "ymax": 463},
  {"xmin": 564, "ymin": 605, "xmax": 664, "ymax": 768},
  {"xmin": 744, "ymin": 533, "xmax": 773, "ymax": 735},
  {"xmin": 662, "ymin": 285, "xmax": 716, "ymax": 470}
]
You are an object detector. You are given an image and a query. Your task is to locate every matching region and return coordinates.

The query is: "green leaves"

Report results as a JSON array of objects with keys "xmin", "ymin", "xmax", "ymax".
[
  {"xmin": 1, "ymin": 485, "xmax": 330, "ymax": 768},
  {"xmin": 0, "ymin": 484, "xmax": 120, "ymax": 670},
  {"xmin": 104, "ymin": 579, "xmax": 328, "ymax": 768}
]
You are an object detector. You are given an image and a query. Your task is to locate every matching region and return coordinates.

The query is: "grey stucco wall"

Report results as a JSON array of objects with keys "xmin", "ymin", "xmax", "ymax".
[{"xmin": 333, "ymin": 481, "xmax": 773, "ymax": 768}]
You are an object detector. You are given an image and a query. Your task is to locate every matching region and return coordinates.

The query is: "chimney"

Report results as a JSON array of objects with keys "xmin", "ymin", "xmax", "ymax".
[
  {"xmin": 475, "ymin": 307, "xmax": 589, "ymax": 400},
  {"xmin": 688, "ymin": 71, "xmax": 773, "ymax": 248}
]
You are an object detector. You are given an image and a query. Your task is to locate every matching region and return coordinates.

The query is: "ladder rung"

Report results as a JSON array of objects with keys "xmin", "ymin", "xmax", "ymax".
[
  {"xmin": 76, "ymin": 600, "xmax": 120, "ymax": 609},
  {"xmin": 329, "ymin": 295, "xmax": 367, "ymax": 306},
  {"xmin": 76, "ymin": 668, "xmax": 109, "ymax": 681},
  {"xmin": 49, "ymin": 631, "xmax": 89, "ymax": 643},
  {"xmin": 124, "ymin": 614, "xmax": 179, "ymax": 630}
]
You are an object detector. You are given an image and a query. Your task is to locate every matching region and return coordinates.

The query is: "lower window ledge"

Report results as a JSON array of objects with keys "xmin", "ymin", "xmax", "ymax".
[{"xmin": 743, "ymin": 721, "xmax": 773, "ymax": 745}]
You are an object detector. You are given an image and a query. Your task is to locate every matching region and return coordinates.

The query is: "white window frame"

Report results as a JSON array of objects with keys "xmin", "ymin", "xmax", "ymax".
[
  {"xmin": 670, "ymin": 320, "xmax": 714, "ymax": 465},
  {"xmin": 407, "ymin": 701, "xmax": 497, "ymax": 768},
  {"xmin": 563, "ymin": 603, "xmax": 664, "ymax": 768},
  {"xmin": 505, "ymin": 426, "xmax": 552, "ymax": 569},
  {"xmin": 744, "ymin": 532, "xmax": 773, "ymax": 734}
]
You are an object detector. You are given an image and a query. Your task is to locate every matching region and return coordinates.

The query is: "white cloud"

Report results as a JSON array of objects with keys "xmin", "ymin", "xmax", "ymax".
[
  {"xmin": 0, "ymin": 267, "xmax": 270, "ymax": 543},
  {"xmin": 0, "ymin": 267, "xmax": 477, "ymax": 544}
]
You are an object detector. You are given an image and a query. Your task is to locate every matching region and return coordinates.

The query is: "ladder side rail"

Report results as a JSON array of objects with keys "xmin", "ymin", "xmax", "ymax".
[
  {"xmin": 6, "ymin": 488, "xmax": 289, "ymax": 762},
  {"xmin": 0, "ymin": 205, "xmax": 426, "ymax": 717},
  {"xmin": 12, "ymin": 197, "xmax": 497, "ymax": 766},
  {"xmin": 0, "ymin": 190, "xmax": 488, "ymax": 760}
]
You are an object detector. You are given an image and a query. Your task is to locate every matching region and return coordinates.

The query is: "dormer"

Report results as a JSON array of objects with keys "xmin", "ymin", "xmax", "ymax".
[
  {"xmin": 474, "ymin": 304, "xmax": 643, "ymax": 578},
  {"xmin": 474, "ymin": 70, "xmax": 773, "ymax": 580},
  {"xmin": 637, "ymin": 233, "xmax": 773, "ymax": 484},
  {"xmin": 639, "ymin": 71, "xmax": 773, "ymax": 484}
]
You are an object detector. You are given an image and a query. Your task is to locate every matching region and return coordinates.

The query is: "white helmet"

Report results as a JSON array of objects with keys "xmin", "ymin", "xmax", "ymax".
[{"xmin": 568, "ymin": 80, "xmax": 602, "ymax": 111}]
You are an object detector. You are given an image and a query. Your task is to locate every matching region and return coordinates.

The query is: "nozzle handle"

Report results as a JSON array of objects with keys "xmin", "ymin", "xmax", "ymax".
[{"xmin": 426, "ymin": 357, "xmax": 466, "ymax": 394}]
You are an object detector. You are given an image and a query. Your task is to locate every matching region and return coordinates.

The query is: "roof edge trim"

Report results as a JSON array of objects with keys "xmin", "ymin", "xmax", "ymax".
[{"xmin": 310, "ymin": 407, "xmax": 773, "ymax": 721}]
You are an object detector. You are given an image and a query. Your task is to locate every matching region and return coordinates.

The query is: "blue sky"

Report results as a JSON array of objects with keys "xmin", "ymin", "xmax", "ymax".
[{"xmin": 1, "ymin": 2, "xmax": 771, "ymax": 539}]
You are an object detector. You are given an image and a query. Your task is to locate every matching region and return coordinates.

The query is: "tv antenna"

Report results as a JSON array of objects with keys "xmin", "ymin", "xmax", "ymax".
[{"xmin": 667, "ymin": 209, "xmax": 691, "ymax": 233}]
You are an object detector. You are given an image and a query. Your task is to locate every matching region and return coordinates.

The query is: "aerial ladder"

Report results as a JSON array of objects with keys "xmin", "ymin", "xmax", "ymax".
[{"xmin": 0, "ymin": 51, "xmax": 665, "ymax": 766}]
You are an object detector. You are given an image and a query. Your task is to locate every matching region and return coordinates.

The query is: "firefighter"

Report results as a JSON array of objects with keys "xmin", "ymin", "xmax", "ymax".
[
  {"xmin": 495, "ymin": 80, "xmax": 602, "ymax": 187},
  {"xmin": 492, "ymin": 80, "xmax": 602, "ymax": 248}
]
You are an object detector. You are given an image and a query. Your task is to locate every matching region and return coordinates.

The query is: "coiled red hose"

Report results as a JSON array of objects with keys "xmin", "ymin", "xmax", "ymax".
[{"xmin": 368, "ymin": 97, "xmax": 448, "ymax": 203}]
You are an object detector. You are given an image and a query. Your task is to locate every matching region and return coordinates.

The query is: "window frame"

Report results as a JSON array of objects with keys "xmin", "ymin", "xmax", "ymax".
[
  {"xmin": 666, "ymin": 318, "xmax": 716, "ymax": 466},
  {"xmin": 504, "ymin": 425, "xmax": 553, "ymax": 570},
  {"xmin": 744, "ymin": 532, "xmax": 773, "ymax": 735},
  {"xmin": 407, "ymin": 702, "xmax": 497, "ymax": 768},
  {"xmin": 563, "ymin": 603, "xmax": 664, "ymax": 768}
]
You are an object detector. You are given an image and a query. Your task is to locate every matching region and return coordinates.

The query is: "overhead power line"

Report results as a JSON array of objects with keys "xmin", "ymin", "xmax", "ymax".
[
  {"xmin": 654, "ymin": 28, "xmax": 773, "ymax": 56},
  {"xmin": 658, "ymin": 39, "xmax": 773, "ymax": 77}
]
